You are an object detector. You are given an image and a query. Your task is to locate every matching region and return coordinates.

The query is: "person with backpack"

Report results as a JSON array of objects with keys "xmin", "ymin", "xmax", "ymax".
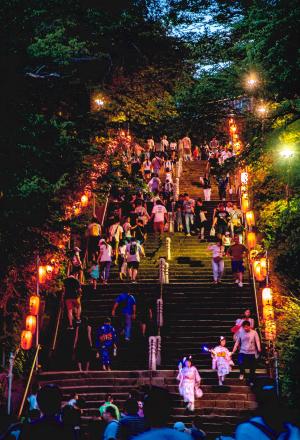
[
  {"xmin": 64, "ymin": 272, "xmax": 82, "ymax": 329},
  {"xmin": 111, "ymin": 292, "xmax": 136, "ymax": 341},
  {"xmin": 125, "ymin": 237, "xmax": 145, "ymax": 283},
  {"xmin": 87, "ymin": 217, "xmax": 102, "ymax": 261}
]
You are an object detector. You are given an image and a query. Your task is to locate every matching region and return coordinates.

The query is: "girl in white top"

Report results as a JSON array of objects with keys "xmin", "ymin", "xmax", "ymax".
[
  {"xmin": 207, "ymin": 241, "xmax": 225, "ymax": 284},
  {"xmin": 98, "ymin": 239, "xmax": 113, "ymax": 284}
]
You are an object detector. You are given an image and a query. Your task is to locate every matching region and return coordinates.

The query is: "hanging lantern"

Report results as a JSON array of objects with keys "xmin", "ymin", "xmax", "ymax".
[
  {"xmin": 25, "ymin": 315, "xmax": 37, "ymax": 334},
  {"xmin": 241, "ymin": 196, "xmax": 249, "ymax": 213},
  {"xmin": 247, "ymin": 232, "xmax": 257, "ymax": 249},
  {"xmin": 262, "ymin": 287, "xmax": 273, "ymax": 306},
  {"xmin": 253, "ymin": 261, "xmax": 265, "ymax": 281},
  {"xmin": 265, "ymin": 320, "xmax": 276, "ymax": 341},
  {"xmin": 29, "ymin": 295, "xmax": 40, "ymax": 315},
  {"xmin": 241, "ymin": 172, "xmax": 248, "ymax": 185},
  {"xmin": 81, "ymin": 195, "xmax": 88, "ymax": 207},
  {"xmin": 38, "ymin": 266, "xmax": 47, "ymax": 284},
  {"xmin": 260, "ymin": 257, "xmax": 268, "ymax": 277},
  {"xmin": 245, "ymin": 210, "xmax": 255, "ymax": 227},
  {"xmin": 230, "ymin": 124, "xmax": 237, "ymax": 133},
  {"xmin": 263, "ymin": 305, "xmax": 274, "ymax": 321},
  {"xmin": 20, "ymin": 330, "xmax": 33, "ymax": 350}
]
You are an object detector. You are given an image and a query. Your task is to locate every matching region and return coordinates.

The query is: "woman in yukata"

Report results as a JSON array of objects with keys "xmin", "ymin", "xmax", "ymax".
[
  {"xmin": 177, "ymin": 356, "xmax": 203, "ymax": 412},
  {"xmin": 211, "ymin": 336, "xmax": 234, "ymax": 386}
]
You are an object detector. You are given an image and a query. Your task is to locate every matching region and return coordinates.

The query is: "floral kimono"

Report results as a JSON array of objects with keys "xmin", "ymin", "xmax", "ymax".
[
  {"xmin": 212, "ymin": 345, "xmax": 233, "ymax": 377},
  {"xmin": 177, "ymin": 366, "xmax": 202, "ymax": 411}
]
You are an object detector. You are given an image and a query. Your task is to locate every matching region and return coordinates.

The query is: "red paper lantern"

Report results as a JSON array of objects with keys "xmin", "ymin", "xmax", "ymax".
[
  {"xmin": 245, "ymin": 210, "xmax": 255, "ymax": 227},
  {"xmin": 38, "ymin": 266, "xmax": 47, "ymax": 284},
  {"xmin": 253, "ymin": 261, "xmax": 265, "ymax": 282},
  {"xmin": 260, "ymin": 258, "xmax": 268, "ymax": 277},
  {"xmin": 25, "ymin": 315, "xmax": 37, "ymax": 334},
  {"xmin": 21, "ymin": 330, "xmax": 33, "ymax": 350},
  {"xmin": 247, "ymin": 232, "xmax": 257, "ymax": 249},
  {"xmin": 262, "ymin": 287, "xmax": 273, "ymax": 306},
  {"xmin": 29, "ymin": 295, "xmax": 40, "ymax": 315}
]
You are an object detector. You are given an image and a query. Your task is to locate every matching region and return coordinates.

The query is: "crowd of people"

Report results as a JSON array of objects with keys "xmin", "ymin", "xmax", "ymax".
[{"xmin": 2, "ymin": 378, "xmax": 299, "ymax": 440}]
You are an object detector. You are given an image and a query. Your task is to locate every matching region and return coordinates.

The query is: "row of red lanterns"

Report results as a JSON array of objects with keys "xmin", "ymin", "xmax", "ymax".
[
  {"xmin": 20, "ymin": 295, "xmax": 40, "ymax": 350},
  {"xmin": 239, "ymin": 168, "xmax": 276, "ymax": 341}
]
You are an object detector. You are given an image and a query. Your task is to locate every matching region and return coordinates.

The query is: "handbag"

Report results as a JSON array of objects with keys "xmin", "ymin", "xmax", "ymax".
[
  {"xmin": 194, "ymin": 385, "xmax": 203, "ymax": 399},
  {"xmin": 210, "ymin": 227, "xmax": 216, "ymax": 237},
  {"xmin": 231, "ymin": 324, "xmax": 241, "ymax": 334}
]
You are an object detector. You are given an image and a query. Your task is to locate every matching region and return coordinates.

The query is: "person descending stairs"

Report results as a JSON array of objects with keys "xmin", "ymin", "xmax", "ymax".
[{"xmin": 38, "ymin": 158, "xmax": 265, "ymax": 439}]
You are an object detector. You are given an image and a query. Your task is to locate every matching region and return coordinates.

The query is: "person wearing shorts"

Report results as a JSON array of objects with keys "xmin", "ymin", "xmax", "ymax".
[
  {"xmin": 228, "ymin": 236, "xmax": 248, "ymax": 288},
  {"xmin": 150, "ymin": 200, "xmax": 167, "ymax": 234},
  {"xmin": 125, "ymin": 238, "xmax": 145, "ymax": 282},
  {"xmin": 64, "ymin": 273, "xmax": 82, "ymax": 329}
]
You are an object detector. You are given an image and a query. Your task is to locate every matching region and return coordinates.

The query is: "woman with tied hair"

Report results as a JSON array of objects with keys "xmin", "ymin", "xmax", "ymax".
[
  {"xmin": 177, "ymin": 356, "xmax": 202, "ymax": 412},
  {"xmin": 211, "ymin": 336, "xmax": 234, "ymax": 386}
]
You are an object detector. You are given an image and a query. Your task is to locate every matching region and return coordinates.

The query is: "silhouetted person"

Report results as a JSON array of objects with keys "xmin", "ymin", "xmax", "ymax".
[{"xmin": 19, "ymin": 384, "xmax": 66, "ymax": 440}]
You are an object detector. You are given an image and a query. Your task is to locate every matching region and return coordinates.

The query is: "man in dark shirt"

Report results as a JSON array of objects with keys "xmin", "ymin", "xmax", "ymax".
[
  {"xmin": 19, "ymin": 384, "xmax": 67, "ymax": 440},
  {"xmin": 213, "ymin": 204, "xmax": 230, "ymax": 237},
  {"xmin": 64, "ymin": 273, "xmax": 82, "ymax": 329},
  {"xmin": 118, "ymin": 398, "xmax": 148, "ymax": 439},
  {"xmin": 228, "ymin": 235, "xmax": 248, "ymax": 287}
]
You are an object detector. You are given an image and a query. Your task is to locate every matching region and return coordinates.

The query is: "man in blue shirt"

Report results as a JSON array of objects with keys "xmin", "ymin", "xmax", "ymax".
[
  {"xmin": 103, "ymin": 406, "xmax": 119, "ymax": 440},
  {"xmin": 112, "ymin": 292, "xmax": 136, "ymax": 341},
  {"xmin": 96, "ymin": 318, "xmax": 117, "ymax": 371}
]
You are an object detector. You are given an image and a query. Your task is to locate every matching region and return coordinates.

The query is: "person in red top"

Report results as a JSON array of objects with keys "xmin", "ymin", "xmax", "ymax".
[{"xmin": 228, "ymin": 235, "xmax": 248, "ymax": 287}]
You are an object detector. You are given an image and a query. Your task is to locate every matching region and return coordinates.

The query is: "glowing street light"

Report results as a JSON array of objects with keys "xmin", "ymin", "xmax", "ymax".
[
  {"xmin": 256, "ymin": 102, "xmax": 268, "ymax": 117},
  {"xmin": 280, "ymin": 148, "xmax": 294, "ymax": 159},
  {"xmin": 245, "ymin": 74, "xmax": 259, "ymax": 90}
]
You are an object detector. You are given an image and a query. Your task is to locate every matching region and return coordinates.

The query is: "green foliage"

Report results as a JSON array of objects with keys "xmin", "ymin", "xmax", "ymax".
[
  {"xmin": 276, "ymin": 296, "xmax": 300, "ymax": 407},
  {"xmin": 28, "ymin": 25, "xmax": 88, "ymax": 63}
]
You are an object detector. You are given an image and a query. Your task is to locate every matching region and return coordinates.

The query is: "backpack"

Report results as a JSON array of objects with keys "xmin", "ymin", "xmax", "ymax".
[
  {"xmin": 129, "ymin": 243, "xmax": 137, "ymax": 255},
  {"xmin": 249, "ymin": 420, "xmax": 294, "ymax": 439}
]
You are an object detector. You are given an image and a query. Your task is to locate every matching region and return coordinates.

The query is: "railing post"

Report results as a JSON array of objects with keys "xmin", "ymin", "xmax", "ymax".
[
  {"xmin": 157, "ymin": 298, "xmax": 163, "ymax": 328},
  {"xmin": 165, "ymin": 262, "xmax": 169, "ymax": 284},
  {"xmin": 166, "ymin": 237, "xmax": 171, "ymax": 261},
  {"xmin": 159, "ymin": 258, "xmax": 166, "ymax": 284},
  {"xmin": 156, "ymin": 335, "xmax": 161, "ymax": 367},
  {"xmin": 7, "ymin": 352, "xmax": 14, "ymax": 415},
  {"xmin": 148, "ymin": 336, "xmax": 157, "ymax": 371}
]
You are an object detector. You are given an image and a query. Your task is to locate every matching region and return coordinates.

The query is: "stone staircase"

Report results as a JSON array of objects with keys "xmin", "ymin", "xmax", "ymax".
[
  {"xmin": 179, "ymin": 160, "xmax": 220, "ymax": 199},
  {"xmin": 40, "ymin": 159, "xmax": 262, "ymax": 439}
]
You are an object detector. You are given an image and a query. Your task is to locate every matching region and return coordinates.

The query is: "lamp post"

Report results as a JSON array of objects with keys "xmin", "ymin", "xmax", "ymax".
[{"xmin": 280, "ymin": 148, "xmax": 294, "ymax": 210}]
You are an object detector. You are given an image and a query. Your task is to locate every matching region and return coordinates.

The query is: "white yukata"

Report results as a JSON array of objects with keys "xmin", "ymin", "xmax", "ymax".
[
  {"xmin": 212, "ymin": 345, "xmax": 232, "ymax": 377},
  {"xmin": 177, "ymin": 366, "xmax": 202, "ymax": 410}
]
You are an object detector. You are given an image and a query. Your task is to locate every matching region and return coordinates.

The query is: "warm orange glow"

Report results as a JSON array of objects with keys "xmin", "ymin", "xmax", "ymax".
[
  {"xmin": 38, "ymin": 266, "xmax": 47, "ymax": 284},
  {"xmin": 263, "ymin": 305, "xmax": 274, "ymax": 321},
  {"xmin": 29, "ymin": 295, "xmax": 40, "ymax": 315},
  {"xmin": 25, "ymin": 315, "xmax": 37, "ymax": 334},
  {"xmin": 245, "ymin": 210, "xmax": 255, "ymax": 227},
  {"xmin": 241, "ymin": 196, "xmax": 249, "ymax": 213},
  {"xmin": 21, "ymin": 330, "xmax": 33, "ymax": 350},
  {"xmin": 46, "ymin": 265, "xmax": 53, "ymax": 274},
  {"xmin": 262, "ymin": 287, "xmax": 273, "ymax": 306},
  {"xmin": 230, "ymin": 124, "xmax": 237, "ymax": 133},
  {"xmin": 260, "ymin": 258, "xmax": 268, "ymax": 276},
  {"xmin": 265, "ymin": 320, "xmax": 276, "ymax": 341},
  {"xmin": 247, "ymin": 232, "xmax": 257, "ymax": 249},
  {"xmin": 253, "ymin": 261, "xmax": 265, "ymax": 282},
  {"xmin": 81, "ymin": 195, "xmax": 89, "ymax": 207}
]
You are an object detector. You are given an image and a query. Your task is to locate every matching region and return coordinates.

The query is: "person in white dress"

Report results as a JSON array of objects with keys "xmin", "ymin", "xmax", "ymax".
[
  {"xmin": 177, "ymin": 356, "xmax": 202, "ymax": 412},
  {"xmin": 211, "ymin": 336, "xmax": 233, "ymax": 386}
]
